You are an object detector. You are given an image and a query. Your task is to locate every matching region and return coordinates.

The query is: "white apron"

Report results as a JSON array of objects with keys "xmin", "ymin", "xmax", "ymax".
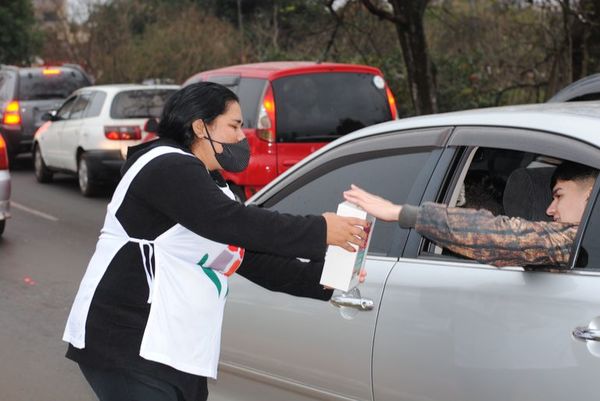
[{"xmin": 63, "ymin": 146, "xmax": 244, "ymax": 379}]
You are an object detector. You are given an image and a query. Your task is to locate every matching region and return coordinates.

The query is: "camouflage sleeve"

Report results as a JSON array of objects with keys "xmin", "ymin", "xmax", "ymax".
[{"xmin": 415, "ymin": 202, "xmax": 578, "ymax": 267}]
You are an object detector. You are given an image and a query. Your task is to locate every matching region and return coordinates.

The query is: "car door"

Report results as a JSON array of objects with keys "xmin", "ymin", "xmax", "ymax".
[
  {"xmin": 57, "ymin": 93, "xmax": 90, "ymax": 171},
  {"xmin": 210, "ymin": 127, "xmax": 451, "ymax": 401},
  {"xmin": 40, "ymin": 95, "xmax": 77, "ymax": 168},
  {"xmin": 372, "ymin": 126, "xmax": 600, "ymax": 401}
]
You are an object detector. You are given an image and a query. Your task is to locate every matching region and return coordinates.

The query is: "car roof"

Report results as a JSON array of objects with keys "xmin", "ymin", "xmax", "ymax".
[
  {"xmin": 185, "ymin": 61, "xmax": 383, "ymax": 83},
  {"xmin": 75, "ymin": 84, "xmax": 180, "ymax": 94},
  {"xmin": 547, "ymin": 73, "xmax": 600, "ymax": 102},
  {"xmin": 327, "ymin": 101, "xmax": 600, "ymax": 150}
]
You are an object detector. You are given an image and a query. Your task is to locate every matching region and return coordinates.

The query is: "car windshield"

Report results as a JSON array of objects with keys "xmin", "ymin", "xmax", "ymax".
[
  {"xmin": 272, "ymin": 72, "xmax": 392, "ymax": 143},
  {"xmin": 110, "ymin": 89, "xmax": 176, "ymax": 119},
  {"xmin": 17, "ymin": 69, "xmax": 90, "ymax": 100}
]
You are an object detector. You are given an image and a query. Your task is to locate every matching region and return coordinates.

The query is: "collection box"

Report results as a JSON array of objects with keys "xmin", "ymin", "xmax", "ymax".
[{"xmin": 320, "ymin": 201, "xmax": 376, "ymax": 292}]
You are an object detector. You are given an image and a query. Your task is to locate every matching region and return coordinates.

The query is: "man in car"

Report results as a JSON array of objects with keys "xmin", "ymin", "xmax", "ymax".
[{"xmin": 344, "ymin": 161, "xmax": 598, "ymax": 267}]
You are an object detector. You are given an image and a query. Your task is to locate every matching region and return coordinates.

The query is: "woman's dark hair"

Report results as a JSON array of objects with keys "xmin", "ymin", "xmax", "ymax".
[{"xmin": 157, "ymin": 82, "xmax": 239, "ymax": 149}]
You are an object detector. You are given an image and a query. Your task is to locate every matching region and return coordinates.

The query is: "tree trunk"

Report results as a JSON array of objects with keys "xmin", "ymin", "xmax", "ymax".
[
  {"xmin": 237, "ymin": 0, "xmax": 245, "ymax": 63},
  {"xmin": 392, "ymin": 2, "xmax": 437, "ymax": 114},
  {"xmin": 361, "ymin": 0, "xmax": 437, "ymax": 115}
]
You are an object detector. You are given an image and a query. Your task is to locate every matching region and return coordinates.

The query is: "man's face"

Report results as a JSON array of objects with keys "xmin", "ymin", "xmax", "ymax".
[{"xmin": 546, "ymin": 179, "xmax": 593, "ymax": 224}]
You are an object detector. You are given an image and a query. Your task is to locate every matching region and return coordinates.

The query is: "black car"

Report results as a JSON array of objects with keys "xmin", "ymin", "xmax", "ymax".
[{"xmin": 0, "ymin": 64, "xmax": 92, "ymax": 165}]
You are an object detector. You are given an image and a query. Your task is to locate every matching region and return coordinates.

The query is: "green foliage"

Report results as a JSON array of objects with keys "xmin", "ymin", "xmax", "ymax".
[
  {"xmin": 68, "ymin": 0, "xmax": 238, "ymax": 83},
  {"xmin": 0, "ymin": 0, "xmax": 42, "ymax": 65},
  {"xmin": 427, "ymin": 0, "xmax": 554, "ymax": 109},
  {"xmin": 35, "ymin": 0, "xmax": 599, "ymax": 113}
]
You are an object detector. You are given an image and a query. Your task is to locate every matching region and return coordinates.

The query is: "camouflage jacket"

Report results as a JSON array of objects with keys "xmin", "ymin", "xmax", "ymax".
[{"xmin": 409, "ymin": 202, "xmax": 578, "ymax": 267}]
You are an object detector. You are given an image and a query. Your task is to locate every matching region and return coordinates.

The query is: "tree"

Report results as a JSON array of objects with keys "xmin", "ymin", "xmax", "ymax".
[
  {"xmin": 533, "ymin": 0, "xmax": 600, "ymax": 96},
  {"xmin": 428, "ymin": 1, "xmax": 555, "ymax": 109},
  {"xmin": 359, "ymin": 0, "xmax": 437, "ymax": 115},
  {"xmin": 0, "ymin": 0, "xmax": 42, "ymax": 65}
]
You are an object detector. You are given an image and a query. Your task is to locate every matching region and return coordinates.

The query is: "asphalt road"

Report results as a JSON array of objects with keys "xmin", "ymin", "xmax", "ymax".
[{"xmin": 0, "ymin": 158, "xmax": 109, "ymax": 401}]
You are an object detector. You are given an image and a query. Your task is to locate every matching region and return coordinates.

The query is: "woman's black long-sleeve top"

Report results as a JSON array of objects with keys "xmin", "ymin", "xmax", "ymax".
[{"xmin": 66, "ymin": 138, "xmax": 332, "ymax": 401}]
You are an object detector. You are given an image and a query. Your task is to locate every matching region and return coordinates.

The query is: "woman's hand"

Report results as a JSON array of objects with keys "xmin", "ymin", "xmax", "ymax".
[
  {"xmin": 322, "ymin": 213, "xmax": 367, "ymax": 252},
  {"xmin": 343, "ymin": 184, "xmax": 402, "ymax": 222}
]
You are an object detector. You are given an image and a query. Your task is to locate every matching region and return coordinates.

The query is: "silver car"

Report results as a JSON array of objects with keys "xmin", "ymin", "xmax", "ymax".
[
  {"xmin": 0, "ymin": 134, "xmax": 10, "ymax": 236},
  {"xmin": 210, "ymin": 102, "xmax": 600, "ymax": 401}
]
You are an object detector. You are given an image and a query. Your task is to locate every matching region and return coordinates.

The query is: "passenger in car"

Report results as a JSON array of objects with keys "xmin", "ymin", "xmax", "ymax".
[
  {"xmin": 344, "ymin": 161, "xmax": 598, "ymax": 267},
  {"xmin": 459, "ymin": 171, "xmax": 505, "ymax": 216}
]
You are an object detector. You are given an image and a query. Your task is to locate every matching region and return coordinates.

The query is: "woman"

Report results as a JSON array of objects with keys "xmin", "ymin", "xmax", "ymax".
[{"xmin": 63, "ymin": 82, "xmax": 367, "ymax": 401}]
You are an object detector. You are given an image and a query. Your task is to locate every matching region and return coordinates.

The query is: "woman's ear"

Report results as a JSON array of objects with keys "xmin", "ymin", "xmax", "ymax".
[{"xmin": 191, "ymin": 120, "xmax": 206, "ymax": 138}]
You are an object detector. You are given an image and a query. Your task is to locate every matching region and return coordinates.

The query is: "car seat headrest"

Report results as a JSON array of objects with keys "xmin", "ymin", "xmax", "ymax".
[{"xmin": 503, "ymin": 167, "xmax": 555, "ymax": 222}]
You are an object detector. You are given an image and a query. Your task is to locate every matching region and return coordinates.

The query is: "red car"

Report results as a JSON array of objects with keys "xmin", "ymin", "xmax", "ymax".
[{"xmin": 151, "ymin": 62, "xmax": 398, "ymax": 199}]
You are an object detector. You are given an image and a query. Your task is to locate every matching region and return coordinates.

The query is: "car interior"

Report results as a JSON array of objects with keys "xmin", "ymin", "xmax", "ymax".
[
  {"xmin": 424, "ymin": 146, "xmax": 565, "ymax": 261},
  {"xmin": 451, "ymin": 147, "xmax": 558, "ymax": 218}
]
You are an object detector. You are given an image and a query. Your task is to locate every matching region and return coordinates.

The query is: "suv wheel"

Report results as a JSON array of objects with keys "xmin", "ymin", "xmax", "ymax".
[
  {"xmin": 78, "ymin": 153, "xmax": 98, "ymax": 197},
  {"xmin": 33, "ymin": 145, "xmax": 53, "ymax": 183}
]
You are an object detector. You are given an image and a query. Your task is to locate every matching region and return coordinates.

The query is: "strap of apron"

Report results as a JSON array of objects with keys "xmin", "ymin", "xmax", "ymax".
[
  {"xmin": 106, "ymin": 146, "xmax": 193, "ymax": 303},
  {"xmin": 108, "ymin": 146, "xmax": 193, "ymax": 214}
]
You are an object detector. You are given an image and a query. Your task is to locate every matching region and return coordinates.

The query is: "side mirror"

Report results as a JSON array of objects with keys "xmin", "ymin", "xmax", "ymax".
[
  {"xmin": 144, "ymin": 118, "xmax": 159, "ymax": 133},
  {"xmin": 41, "ymin": 111, "xmax": 57, "ymax": 122}
]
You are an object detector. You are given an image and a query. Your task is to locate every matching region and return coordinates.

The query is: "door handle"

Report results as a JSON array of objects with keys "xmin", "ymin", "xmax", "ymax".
[
  {"xmin": 573, "ymin": 326, "xmax": 600, "ymax": 342},
  {"xmin": 330, "ymin": 294, "xmax": 374, "ymax": 311},
  {"xmin": 282, "ymin": 160, "xmax": 299, "ymax": 167}
]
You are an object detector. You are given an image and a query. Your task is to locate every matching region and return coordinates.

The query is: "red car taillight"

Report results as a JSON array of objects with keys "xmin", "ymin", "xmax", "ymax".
[
  {"xmin": 0, "ymin": 135, "xmax": 9, "ymax": 170},
  {"xmin": 385, "ymin": 86, "xmax": 398, "ymax": 120},
  {"xmin": 257, "ymin": 85, "xmax": 276, "ymax": 143},
  {"xmin": 3, "ymin": 101, "xmax": 22, "ymax": 126},
  {"xmin": 104, "ymin": 126, "xmax": 142, "ymax": 140}
]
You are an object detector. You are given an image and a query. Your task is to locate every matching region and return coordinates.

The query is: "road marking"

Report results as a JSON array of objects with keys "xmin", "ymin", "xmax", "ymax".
[{"xmin": 11, "ymin": 202, "xmax": 59, "ymax": 222}]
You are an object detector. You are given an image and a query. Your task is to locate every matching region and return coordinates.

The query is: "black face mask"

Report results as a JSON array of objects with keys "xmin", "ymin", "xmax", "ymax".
[{"xmin": 202, "ymin": 122, "xmax": 250, "ymax": 173}]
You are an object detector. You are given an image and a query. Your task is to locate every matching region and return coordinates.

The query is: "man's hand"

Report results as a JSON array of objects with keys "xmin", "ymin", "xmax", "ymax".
[
  {"xmin": 322, "ymin": 212, "xmax": 367, "ymax": 252},
  {"xmin": 343, "ymin": 184, "xmax": 402, "ymax": 222}
]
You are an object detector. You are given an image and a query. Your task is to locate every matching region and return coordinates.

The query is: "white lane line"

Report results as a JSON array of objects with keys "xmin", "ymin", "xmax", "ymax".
[{"xmin": 11, "ymin": 202, "xmax": 59, "ymax": 222}]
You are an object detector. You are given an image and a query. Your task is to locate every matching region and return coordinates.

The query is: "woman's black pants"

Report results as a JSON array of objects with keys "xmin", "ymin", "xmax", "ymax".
[{"xmin": 79, "ymin": 363, "xmax": 205, "ymax": 401}]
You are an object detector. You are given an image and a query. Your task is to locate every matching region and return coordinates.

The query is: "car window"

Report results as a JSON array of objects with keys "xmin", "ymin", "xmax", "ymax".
[
  {"xmin": 69, "ymin": 94, "xmax": 92, "ymax": 120},
  {"xmin": 272, "ymin": 72, "xmax": 391, "ymax": 143},
  {"xmin": 0, "ymin": 75, "xmax": 6, "ymax": 101},
  {"xmin": 574, "ymin": 180, "xmax": 600, "ymax": 271},
  {"xmin": 17, "ymin": 69, "xmax": 90, "ymax": 100},
  {"xmin": 110, "ymin": 89, "xmax": 176, "ymax": 119},
  {"xmin": 421, "ymin": 145, "xmax": 567, "ymax": 257},
  {"xmin": 56, "ymin": 96, "xmax": 77, "ymax": 120},
  {"xmin": 566, "ymin": 93, "xmax": 600, "ymax": 102},
  {"xmin": 418, "ymin": 139, "xmax": 600, "ymax": 270},
  {"xmin": 265, "ymin": 149, "xmax": 435, "ymax": 257},
  {"xmin": 84, "ymin": 91, "xmax": 107, "ymax": 118},
  {"xmin": 237, "ymin": 78, "xmax": 265, "ymax": 128},
  {"xmin": 203, "ymin": 75, "xmax": 239, "ymax": 92},
  {"xmin": 0, "ymin": 72, "xmax": 15, "ymax": 100}
]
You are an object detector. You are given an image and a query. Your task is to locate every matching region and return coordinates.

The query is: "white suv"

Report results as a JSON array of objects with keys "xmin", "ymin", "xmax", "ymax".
[{"xmin": 32, "ymin": 84, "xmax": 179, "ymax": 196}]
